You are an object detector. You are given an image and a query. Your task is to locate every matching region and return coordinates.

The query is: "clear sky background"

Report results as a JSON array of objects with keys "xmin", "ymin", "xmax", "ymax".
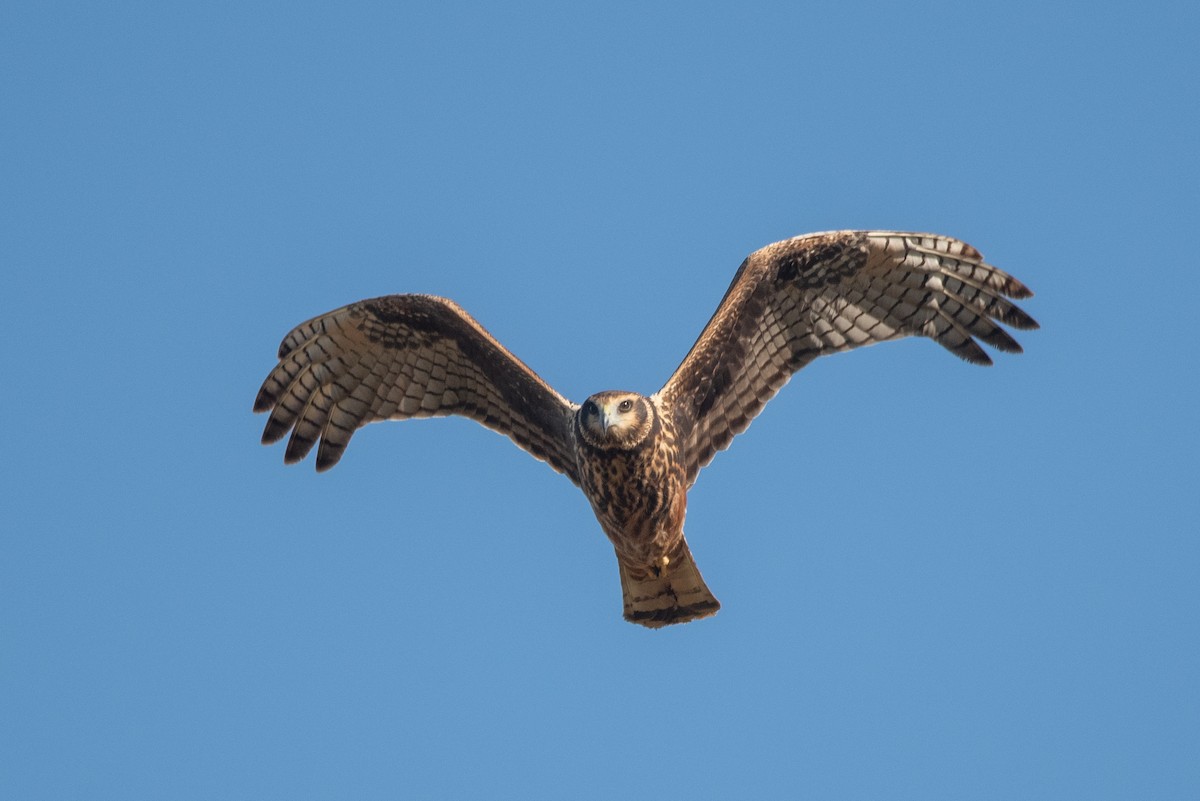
[{"xmin": 4, "ymin": 2, "xmax": 1197, "ymax": 799}]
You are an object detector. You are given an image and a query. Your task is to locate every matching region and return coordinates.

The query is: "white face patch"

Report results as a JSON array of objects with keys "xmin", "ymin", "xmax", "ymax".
[
  {"xmin": 578, "ymin": 392, "xmax": 653, "ymax": 450},
  {"xmin": 599, "ymin": 397, "xmax": 638, "ymax": 434}
]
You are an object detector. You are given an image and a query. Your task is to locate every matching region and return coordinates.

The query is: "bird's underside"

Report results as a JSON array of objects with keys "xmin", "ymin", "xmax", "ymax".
[{"xmin": 254, "ymin": 230, "xmax": 1038, "ymax": 629}]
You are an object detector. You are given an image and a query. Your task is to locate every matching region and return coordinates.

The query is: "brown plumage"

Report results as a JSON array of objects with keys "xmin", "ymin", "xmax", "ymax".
[{"xmin": 253, "ymin": 230, "xmax": 1037, "ymax": 628}]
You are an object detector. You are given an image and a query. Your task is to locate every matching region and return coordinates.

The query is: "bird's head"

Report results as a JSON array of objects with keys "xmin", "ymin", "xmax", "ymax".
[{"xmin": 577, "ymin": 391, "xmax": 655, "ymax": 451}]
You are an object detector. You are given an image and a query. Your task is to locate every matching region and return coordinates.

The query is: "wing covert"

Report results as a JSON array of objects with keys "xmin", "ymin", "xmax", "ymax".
[
  {"xmin": 658, "ymin": 230, "xmax": 1038, "ymax": 485},
  {"xmin": 254, "ymin": 294, "xmax": 580, "ymax": 481}
]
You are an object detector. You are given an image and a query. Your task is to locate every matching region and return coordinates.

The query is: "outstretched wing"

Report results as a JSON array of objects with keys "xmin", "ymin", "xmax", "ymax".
[
  {"xmin": 254, "ymin": 294, "xmax": 580, "ymax": 481},
  {"xmin": 658, "ymin": 230, "xmax": 1038, "ymax": 485}
]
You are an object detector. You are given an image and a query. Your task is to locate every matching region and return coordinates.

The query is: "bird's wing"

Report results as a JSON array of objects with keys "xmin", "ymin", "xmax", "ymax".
[
  {"xmin": 254, "ymin": 294, "xmax": 580, "ymax": 481},
  {"xmin": 658, "ymin": 230, "xmax": 1038, "ymax": 485}
]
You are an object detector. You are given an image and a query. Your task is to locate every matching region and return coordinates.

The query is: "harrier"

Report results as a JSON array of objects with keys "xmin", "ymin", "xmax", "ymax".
[{"xmin": 254, "ymin": 230, "xmax": 1037, "ymax": 628}]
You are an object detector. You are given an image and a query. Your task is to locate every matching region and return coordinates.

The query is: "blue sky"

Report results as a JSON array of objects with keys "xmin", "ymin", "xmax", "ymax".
[{"xmin": 4, "ymin": 1, "xmax": 1197, "ymax": 798}]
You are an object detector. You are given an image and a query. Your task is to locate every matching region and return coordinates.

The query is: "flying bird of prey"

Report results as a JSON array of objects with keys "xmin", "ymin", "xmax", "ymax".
[{"xmin": 254, "ymin": 230, "xmax": 1037, "ymax": 628}]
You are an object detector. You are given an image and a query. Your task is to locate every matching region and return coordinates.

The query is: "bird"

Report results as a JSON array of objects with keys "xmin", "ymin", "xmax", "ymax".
[{"xmin": 253, "ymin": 230, "xmax": 1037, "ymax": 628}]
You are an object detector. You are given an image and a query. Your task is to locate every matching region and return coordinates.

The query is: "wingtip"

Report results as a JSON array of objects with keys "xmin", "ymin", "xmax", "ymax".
[
  {"xmin": 1004, "ymin": 278, "xmax": 1035, "ymax": 300},
  {"xmin": 260, "ymin": 417, "xmax": 290, "ymax": 446},
  {"xmin": 314, "ymin": 452, "xmax": 341, "ymax": 472}
]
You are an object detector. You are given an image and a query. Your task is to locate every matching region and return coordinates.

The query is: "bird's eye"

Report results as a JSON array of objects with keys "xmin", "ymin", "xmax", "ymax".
[
  {"xmin": 584, "ymin": 401, "xmax": 597, "ymax": 416},
  {"xmin": 618, "ymin": 399, "xmax": 633, "ymax": 413}
]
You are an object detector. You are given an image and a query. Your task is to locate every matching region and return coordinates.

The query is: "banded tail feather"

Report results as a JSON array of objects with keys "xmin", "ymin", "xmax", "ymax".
[{"xmin": 618, "ymin": 542, "xmax": 720, "ymax": 629}]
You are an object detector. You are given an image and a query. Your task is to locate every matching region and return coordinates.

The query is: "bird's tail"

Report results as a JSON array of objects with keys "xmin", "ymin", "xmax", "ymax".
[{"xmin": 618, "ymin": 541, "xmax": 720, "ymax": 629}]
